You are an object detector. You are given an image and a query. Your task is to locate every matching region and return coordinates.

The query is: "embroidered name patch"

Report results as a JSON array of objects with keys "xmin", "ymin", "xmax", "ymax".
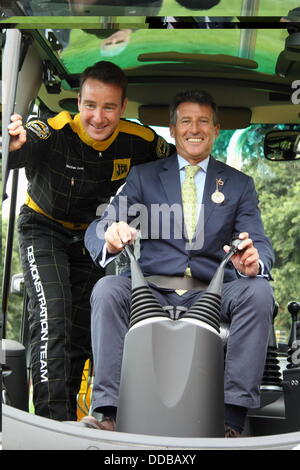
[
  {"xmin": 26, "ymin": 120, "xmax": 51, "ymax": 140},
  {"xmin": 66, "ymin": 164, "xmax": 84, "ymax": 171},
  {"xmin": 111, "ymin": 159, "xmax": 131, "ymax": 181}
]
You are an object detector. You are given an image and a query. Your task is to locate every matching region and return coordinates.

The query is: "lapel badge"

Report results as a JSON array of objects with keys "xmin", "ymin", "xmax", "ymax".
[{"xmin": 211, "ymin": 178, "xmax": 225, "ymax": 204}]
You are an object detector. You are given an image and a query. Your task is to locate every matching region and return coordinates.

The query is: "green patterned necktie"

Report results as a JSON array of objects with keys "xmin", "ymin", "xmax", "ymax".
[
  {"xmin": 175, "ymin": 165, "xmax": 200, "ymax": 296},
  {"xmin": 181, "ymin": 165, "xmax": 200, "ymax": 243}
]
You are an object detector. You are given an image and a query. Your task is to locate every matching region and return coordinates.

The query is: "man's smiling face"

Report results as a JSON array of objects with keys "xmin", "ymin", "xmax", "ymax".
[
  {"xmin": 170, "ymin": 101, "xmax": 220, "ymax": 164},
  {"xmin": 78, "ymin": 78, "xmax": 127, "ymax": 141}
]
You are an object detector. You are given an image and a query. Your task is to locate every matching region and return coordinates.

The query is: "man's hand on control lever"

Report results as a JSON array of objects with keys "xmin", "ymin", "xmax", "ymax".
[
  {"xmin": 105, "ymin": 221, "xmax": 137, "ymax": 255},
  {"xmin": 8, "ymin": 114, "xmax": 27, "ymax": 151},
  {"xmin": 223, "ymin": 232, "xmax": 260, "ymax": 277}
]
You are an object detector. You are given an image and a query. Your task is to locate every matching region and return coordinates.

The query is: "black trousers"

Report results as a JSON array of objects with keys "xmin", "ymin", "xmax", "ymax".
[{"xmin": 18, "ymin": 207, "xmax": 104, "ymax": 421}]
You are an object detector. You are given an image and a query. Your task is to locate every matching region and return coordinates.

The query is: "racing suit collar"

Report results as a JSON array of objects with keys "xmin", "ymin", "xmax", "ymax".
[
  {"xmin": 71, "ymin": 113, "xmax": 120, "ymax": 151},
  {"xmin": 48, "ymin": 111, "xmax": 120, "ymax": 151}
]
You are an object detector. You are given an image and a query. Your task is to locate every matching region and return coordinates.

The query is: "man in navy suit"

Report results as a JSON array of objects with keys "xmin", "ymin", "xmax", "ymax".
[{"xmin": 84, "ymin": 90, "xmax": 275, "ymax": 436}]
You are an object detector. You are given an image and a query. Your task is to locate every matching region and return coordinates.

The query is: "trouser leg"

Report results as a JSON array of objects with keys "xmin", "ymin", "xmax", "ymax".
[
  {"xmin": 18, "ymin": 213, "xmax": 103, "ymax": 421},
  {"xmin": 67, "ymin": 240, "xmax": 104, "ymax": 418},
  {"xmin": 220, "ymin": 277, "xmax": 274, "ymax": 409},
  {"xmin": 19, "ymin": 225, "xmax": 73, "ymax": 420},
  {"xmin": 182, "ymin": 280, "xmax": 274, "ymax": 409},
  {"xmin": 90, "ymin": 276, "xmax": 132, "ymax": 411}
]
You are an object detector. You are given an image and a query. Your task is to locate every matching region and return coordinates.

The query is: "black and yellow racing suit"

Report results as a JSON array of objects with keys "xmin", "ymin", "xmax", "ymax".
[{"xmin": 9, "ymin": 111, "xmax": 173, "ymax": 420}]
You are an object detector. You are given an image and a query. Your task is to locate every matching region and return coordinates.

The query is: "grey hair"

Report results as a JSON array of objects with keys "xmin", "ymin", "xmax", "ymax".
[{"xmin": 169, "ymin": 90, "xmax": 219, "ymax": 126}]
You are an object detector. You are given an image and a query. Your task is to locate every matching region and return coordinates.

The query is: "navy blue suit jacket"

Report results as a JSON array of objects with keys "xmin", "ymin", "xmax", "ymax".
[{"xmin": 85, "ymin": 154, "xmax": 274, "ymax": 283}]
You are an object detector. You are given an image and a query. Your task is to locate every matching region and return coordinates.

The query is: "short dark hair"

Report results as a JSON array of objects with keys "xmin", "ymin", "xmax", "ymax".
[
  {"xmin": 175, "ymin": 0, "xmax": 220, "ymax": 10},
  {"xmin": 284, "ymin": 7, "xmax": 300, "ymax": 21},
  {"xmin": 79, "ymin": 61, "xmax": 128, "ymax": 102},
  {"xmin": 169, "ymin": 90, "xmax": 219, "ymax": 125}
]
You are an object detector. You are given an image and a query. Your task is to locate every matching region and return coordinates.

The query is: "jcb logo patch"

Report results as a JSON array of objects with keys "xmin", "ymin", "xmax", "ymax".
[
  {"xmin": 111, "ymin": 159, "xmax": 131, "ymax": 181},
  {"xmin": 26, "ymin": 120, "xmax": 51, "ymax": 140},
  {"xmin": 156, "ymin": 137, "xmax": 170, "ymax": 158}
]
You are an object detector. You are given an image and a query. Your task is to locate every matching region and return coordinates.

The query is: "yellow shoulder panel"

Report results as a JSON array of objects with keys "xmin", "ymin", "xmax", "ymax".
[
  {"xmin": 47, "ymin": 111, "xmax": 73, "ymax": 130},
  {"xmin": 119, "ymin": 120, "xmax": 155, "ymax": 142}
]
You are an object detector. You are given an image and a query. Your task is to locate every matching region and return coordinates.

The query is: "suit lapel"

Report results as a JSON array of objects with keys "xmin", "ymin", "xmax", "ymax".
[{"xmin": 158, "ymin": 154, "xmax": 182, "ymax": 206}]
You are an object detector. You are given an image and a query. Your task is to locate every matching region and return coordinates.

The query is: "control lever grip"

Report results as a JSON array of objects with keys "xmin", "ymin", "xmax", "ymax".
[{"xmin": 229, "ymin": 237, "xmax": 242, "ymax": 254}]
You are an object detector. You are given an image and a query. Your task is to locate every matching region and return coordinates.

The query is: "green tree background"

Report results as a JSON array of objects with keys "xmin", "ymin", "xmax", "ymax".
[
  {"xmin": 213, "ymin": 126, "xmax": 300, "ymax": 336},
  {"xmin": 249, "ymin": 160, "xmax": 300, "ymax": 333}
]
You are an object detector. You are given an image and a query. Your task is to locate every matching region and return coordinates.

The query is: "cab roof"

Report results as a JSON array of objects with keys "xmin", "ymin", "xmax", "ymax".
[{"xmin": 1, "ymin": 0, "xmax": 300, "ymax": 128}]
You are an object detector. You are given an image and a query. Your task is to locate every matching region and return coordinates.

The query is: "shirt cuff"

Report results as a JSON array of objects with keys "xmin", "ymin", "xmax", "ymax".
[
  {"xmin": 99, "ymin": 243, "xmax": 117, "ymax": 268},
  {"xmin": 237, "ymin": 260, "xmax": 269, "ymax": 278}
]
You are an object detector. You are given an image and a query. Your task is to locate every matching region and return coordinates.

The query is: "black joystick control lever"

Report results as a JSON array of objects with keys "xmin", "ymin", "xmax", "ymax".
[
  {"xmin": 287, "ymin": 301, "xmax": 300, "ymax": 348},
  {"xmin": 229, "ymin": 237, "xmax": 242, "ymax": 252},
  {"xmin": 214, "ymin": 237, "xmax": 241, "ymax": 276},
  {"xmin": 288, "ymin": 301, "xmax": 300, "ymax": 315},
  {"xmin": 286, "ymin": 301, "xmax": 300, "ymax": 369},
  {"xmin": 180, "ymin": 237, "xmax": 244, "ymax": 333},
  {"xmin": 123, "ymin": 243, "xmax": 135, "ymax": 262},
  {"xmin": 282, "ymin": 300, "xmax": 300, "ymax": 431},
  {"xmin": 220, "ymin": 237, "xmax": 242, "ymax": 266},
  {"xmin": 123, "ymin": 244, "xmax": 170, "ymax": 328}
]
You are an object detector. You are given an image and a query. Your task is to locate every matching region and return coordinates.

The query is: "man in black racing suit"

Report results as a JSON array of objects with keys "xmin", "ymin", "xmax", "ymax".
[{"xmin": 8, "ymin": 60, "xmax": 174, "ymax": 421}]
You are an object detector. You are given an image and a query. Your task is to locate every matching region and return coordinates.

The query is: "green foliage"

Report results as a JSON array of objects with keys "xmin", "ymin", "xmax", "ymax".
[
  {"xmin": 212, "ymin": 125, "xmax": 300, "ymax": 336},
  {"xmin": 243, "ymin": 156, "xmax": 300, "ymax": 335},
  {"xmin": 213, "ymin": 130, "xmax": 235, "ymax": 161}
]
